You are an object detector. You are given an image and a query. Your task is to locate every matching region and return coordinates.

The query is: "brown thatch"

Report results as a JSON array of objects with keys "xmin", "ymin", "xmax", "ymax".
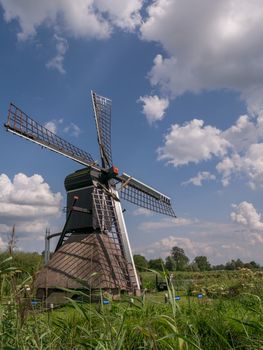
[{"xmin": 35, "ymin": 232, "xmax": 134, "ymax": 293}]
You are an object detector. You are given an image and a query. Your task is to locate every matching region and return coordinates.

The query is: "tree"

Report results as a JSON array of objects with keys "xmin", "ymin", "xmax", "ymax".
[
  {"xmin": 235, "ymin": 258, "xmax": 244, "ymax": 269},
  {"xmin": 165, "ymin": 256, "xmax": 176, "ymax": 271},
  {"xmin": 244, "ymin": 261, "xmax": 260, "ymax": 269},
  {"xmin": 170, "ymin": 246, "xmax": 189, "ymax": 271},
  {"xmin": 225, "ymin": 259, "xmax": 245, "ymax": 270},
  {"xmin": 187, "ymin": 262, "xmax": 199, "ymax": 272},
  {"xmin": 225, "ymin": 259, "xmax": 237, "ymax": 270},
  {"xmin": 212, "ymin": 264, "xmax": 225, "ymax": 270},
  {"xmin": 133, "ymin": 254, "xmax": 148, "ymax": 271},
  {"xmin": 194, "ymin": 256, "xmax": 211, "ymax": 271},
  {"xmin": 148, "ymin": 258, "xmax": 164, "ymax": 271}
]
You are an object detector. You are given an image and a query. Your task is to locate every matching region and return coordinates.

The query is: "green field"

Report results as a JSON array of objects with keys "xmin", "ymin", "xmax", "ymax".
[{"xmin": 1, "ymin": 257, "xmax": 263, "ymax": 349}]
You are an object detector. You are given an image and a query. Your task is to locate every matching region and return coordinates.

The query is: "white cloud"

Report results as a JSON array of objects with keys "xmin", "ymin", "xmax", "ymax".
[
  {"xmin": 46, "ymin": 34, "xmax": 68, "ymax": 74},
  {"xmin": 138, "ymin": 234, "xmax": 221, "ymax": 261},
  {"xmin": 217, "ymin": 143, "xmax": 263, "ymax": 188},
  {"xmin": 156, "ymin": 110, "xmax": 263, "ymax": 187},
  {"xmin": 0, "ymin": 173, "xmax": 62, "ymax": 247},
  {"xmin": 140, "ymin": 217, "xmax": 195, "ymax": 231},
  {"xmin": 0, "ymin": 0, "xmax": 108, "ymax": 40},
  {"xmin": 222, "ymin": 114, "xmax": 263, "ymax": 152},
  {"xmin": 136, "ymin": 217, "xmax": 263, "ymax": 263},
  {"xmin": 244, "ymin": 144, "xmax": 263, "ymax": 189},
  {"xmin": 44, "ymin": 118, "xmax": 63, "ymax": 134},
  {"xmin": 147, "ymin": 4, "xmax": 263, "ymax": 186},
  {"xmin": 230, "ymin": 201, "xmax": 263, "ymax": 247},
  {"xmin": 133, "ymin": 208, "xmax": 153, "ymax": 217},
  {"xmin": 158, "ymin": 119, "xmax": 230, "ymax": 166},
  {"xmin": 44, "ymin": 121, "xmax": 57, "ymax": 134},
  {"xmin": 216, "ymin": 155, "xmax": 239, "ymax": 187},
  {"xmin": 95, "ymin": 0, "xmax": 142, "ymax": 31},
  {"xmin": 44, "ymin": 118, "xmax": 81, "ymax": 138},
  {"xmin": 182, "ymin": 171, "xmax": 216, "ymax": 186},
  {"xmin": 0, "ymin": 0, "xmax": 143, "ymax": 41},
  {"xmin": 0, "ymin": 237, "xmax": 7, "ymax": 251},
  {"xmin": 139, "ymin": 95, "xmax": 169, "ymax": 123},
  {"xmin": 148, "ymin": 235, "xmax": 197, "ymax": 258},
  {"xmin": 0, "ymin": 173, "xmax": 62, "ymax": 217},
  {"xmin": 231, "ymin": 201, "xmax": 263, "ymax": 231},
  {"xmin": 141, "ymin": 0, "xmax": 263, "ymax": 113},
  {"xmin": 63, "ymin": 122, "xmax": 81, "ymax": 137}
]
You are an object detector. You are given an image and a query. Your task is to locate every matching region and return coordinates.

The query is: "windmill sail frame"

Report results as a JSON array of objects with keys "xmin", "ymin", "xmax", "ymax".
[
  {"xmin": 91, "ymin": 91, "xmax": 113, "ymax": 168},
  {"xmin": 119, "ymin": 173, "xmax": 176, "ymax": 217},
  {"xmin": 5, "ymin": 103, "xmax": 95, "ymax": 167}
]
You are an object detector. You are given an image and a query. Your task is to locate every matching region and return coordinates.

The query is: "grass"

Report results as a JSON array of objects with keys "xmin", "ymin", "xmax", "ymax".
[{"xmin": 1, "ymin": 258, "xmax": 263, "ymax": 349}]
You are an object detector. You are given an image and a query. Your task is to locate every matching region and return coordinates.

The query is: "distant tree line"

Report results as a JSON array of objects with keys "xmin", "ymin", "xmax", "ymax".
[
  {"xmin": 133, "ymin": 246, "xmax": 261, "ymax": 272},
  {"xmin": 0, "ymin": 246, "xmax": 260, "ymax": 275}
]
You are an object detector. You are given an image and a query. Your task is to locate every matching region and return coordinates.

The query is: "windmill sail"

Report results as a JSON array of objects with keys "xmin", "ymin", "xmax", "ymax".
[
  {"xmin": 91, "ymin": 91, "xmax": 113, "ymax": 168},
  {"xmin": 4, "ymin": 103, "xmax": 95, "ymax": 167},
  {"xmin": 119, "ymin": 173, "xmax": 176, "ymax": 217}
]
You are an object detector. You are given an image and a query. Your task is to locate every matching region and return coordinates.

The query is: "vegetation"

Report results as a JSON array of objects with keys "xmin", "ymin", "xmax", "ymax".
[
  {"xmin": 0, "ymin": 251, "xmax": 43, "ymax": 275},
  {"xmin": 133, "ymin": 246, "xmax": 261, "ymax": 272},
  {"xmin": 0, "ymin": 251, "xmax": 263, "ymax": 349}
]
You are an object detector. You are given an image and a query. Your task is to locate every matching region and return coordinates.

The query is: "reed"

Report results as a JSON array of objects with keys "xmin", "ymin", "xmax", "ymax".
[{"xmin": 1, "ymin": 258, "xmax": 262, "ymax": 349}]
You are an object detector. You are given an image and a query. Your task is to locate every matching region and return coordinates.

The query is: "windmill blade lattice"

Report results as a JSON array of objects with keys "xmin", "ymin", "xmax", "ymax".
[
  {"xmin": 91, "ymin": 91, "xmax": 113, "ymax": 168},
  {"xmin": 92, "ymin": 186, "xmax": 132, "ymax": 286},
  {"xmin": 5, "ymin": 103, "xmax": 95, "ymax": 166},
  {"xmin": 119, "ymin": 173, "xmax": 176, "ymax": 217}
]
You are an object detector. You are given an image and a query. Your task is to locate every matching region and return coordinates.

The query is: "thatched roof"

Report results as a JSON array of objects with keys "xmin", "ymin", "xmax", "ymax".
[{"xmin": 35, "ymin": 232, "xmax": 135, "ymax": 292}]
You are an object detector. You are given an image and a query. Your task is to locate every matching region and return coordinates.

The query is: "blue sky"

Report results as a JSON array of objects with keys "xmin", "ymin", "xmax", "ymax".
[{"xmin": 1, "ymin": 0, "xmax": 263, "ymax": 265}]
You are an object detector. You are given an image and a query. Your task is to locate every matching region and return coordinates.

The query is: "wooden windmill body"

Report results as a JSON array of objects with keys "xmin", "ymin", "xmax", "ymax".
[{"xmin": 4, "ymin": 91, "xmax": 175, "ymax": 299}]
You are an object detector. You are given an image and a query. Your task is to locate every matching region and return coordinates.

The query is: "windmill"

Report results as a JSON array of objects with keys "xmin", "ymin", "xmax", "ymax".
[{"xmin": 4, "ymin": 91, "xmax": 175, "ymax": 298}]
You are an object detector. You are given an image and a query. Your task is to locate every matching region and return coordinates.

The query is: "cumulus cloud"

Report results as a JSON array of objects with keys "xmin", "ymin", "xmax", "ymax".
[
  {"xmin": 0, "ymin": 173, "xmax": 62, "ymax": 247},
  {"xmin": 157, "ymin": 119, "xmax": 230, "ymax": 166},
  {"xmin": 44, "ymin": 121, "xmax": 57, "ymax": 134},
  {"xmin": 138, "ymin": 233, "xmax": 225, "ymax": 262},
  {"xmin": 147, "ymin": 235, "xmax": 197, "ymax": 258},
  {"xmin": 230, "ymin": 201, "xmax": 263, "ymax": 246},
  {"xmin": 0, "ymin": 0, "xmax": 143, "ymax": 41},
  {"xmin": 0, "ymin": 237, "xmax": 7, "ymax": 251},
  {"xmin": 133, "ymin": 208, "xmax": 153, "ymax": 217},
  {"xmin": 155, "ymin": 110, "xmax": 263, "ymax": 188},
  {"xmin": 135, "ymin": 217, "xmax": 263, "ymax": 263},
  {"xmin": 142, "ymin": 2, "xmax": 263, "ymax": 188},
  {"xmin": 222, "ymin": 114, "xmax": 263, "ymax": 152},
  {"xmin": 140, "ymin": 217, "xmax": 195, "ymax": 231},
  {"xmin": 44, "ymin": 119, "xmax": 81, "ymax": 138},
  {"xmin": 211, "ymin": 113, "xmax": 263, "ymax": 188},
  {"xmin": 217, "ymin": 143, "xmax": 263, "ymax": 188},
  {"xmin": 63, "ymin": 122, "xmax": 81, "ymax": 137},
  {"xmin": 139, "ymin": 95, "xmax": 169, "ymax": 123},
  {"xmin": 141, "ymin": 0, "xmax": 263, "ymax": 113},
  {"xmin": 44, "ymin": 118, "xmax": 63, "ymax": 134},
  {"xmin": 46, "ymin": 35, "xmax": 68, "ymax": 74},
  {"xmin": 0, "ymin": 0, "xmax": 143, "ymax": 74},
  {"xmin": 231, "ymin": 201, "xmax": 263, "ymax": 231},
  {"xmin": 95, "ymin": 0, "xmax": 142, "ymax": 31},
  {"xmin": 182, "ymin": 171, "xmax": 216, "ymax": 186},
  {"xmin": 0, "ymin": 173, "xmax": 62, "ymax": 217}
]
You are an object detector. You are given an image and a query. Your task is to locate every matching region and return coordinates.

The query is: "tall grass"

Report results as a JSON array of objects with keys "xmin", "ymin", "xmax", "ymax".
[{"xmin": 1, "ymin": 260, "xmax": 263, "ymax": 349}]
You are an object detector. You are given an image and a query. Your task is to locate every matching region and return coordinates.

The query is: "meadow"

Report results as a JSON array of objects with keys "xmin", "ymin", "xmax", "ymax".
[{"xmin": 0, "ymin": 256, "xmax": 263, "ymax": 349}]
